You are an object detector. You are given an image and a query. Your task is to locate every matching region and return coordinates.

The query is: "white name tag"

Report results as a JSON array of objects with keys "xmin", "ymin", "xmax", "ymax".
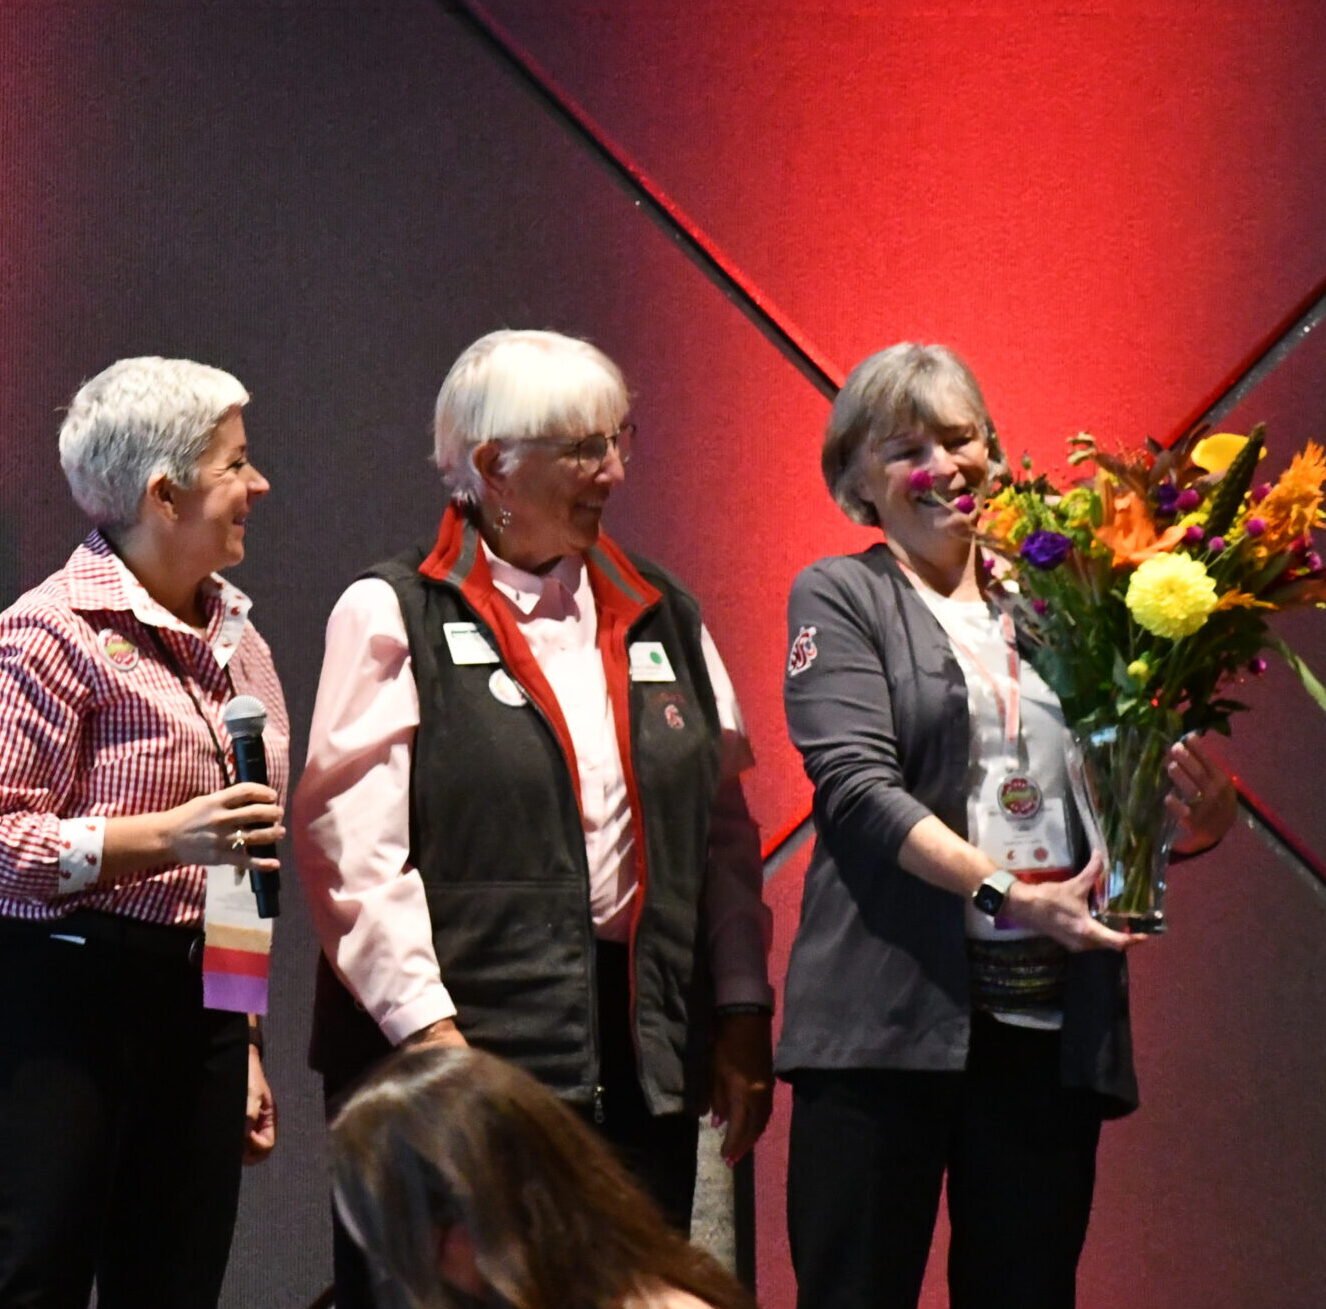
[
  {"xmin": 443, "ymin": 621, "xmax": 501, "ymax": 666},
  {"xmin": 629, "ymin": 641, "xmax": 676, "ymax": 682}
]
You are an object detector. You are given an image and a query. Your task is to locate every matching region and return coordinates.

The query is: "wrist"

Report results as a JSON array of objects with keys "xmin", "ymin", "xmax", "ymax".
[
  {"xmin": 403, "ymin": 1016, "xmax": 459, "ymax": 1047},
  {"xmin": 971, "ymin": 868, "xmax": 1017, "ymax": 918}
]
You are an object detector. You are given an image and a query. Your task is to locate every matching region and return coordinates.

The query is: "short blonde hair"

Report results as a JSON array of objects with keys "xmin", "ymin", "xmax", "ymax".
[
  {"xmin": 433, "ymin": 329, "xmax": 628, "ymax": 503},
  {"xmin": 822, "ymin": 342, "xmax": 995, "ymax": 527}
]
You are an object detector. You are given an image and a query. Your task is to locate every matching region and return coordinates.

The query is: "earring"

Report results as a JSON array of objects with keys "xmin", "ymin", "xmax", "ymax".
[{"xmin": 495, "ymin": 506, "xmax": 512, "ymax": 534}]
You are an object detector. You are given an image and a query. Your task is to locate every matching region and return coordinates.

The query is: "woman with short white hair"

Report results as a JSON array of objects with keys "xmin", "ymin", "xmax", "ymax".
[
  {"xmin": 0, "ymin": 356, "xmax": 289, "ymax": 1307},
  {"xmin": 296, "ymin": 329, "xmax": 773, "ymax": 1308}
]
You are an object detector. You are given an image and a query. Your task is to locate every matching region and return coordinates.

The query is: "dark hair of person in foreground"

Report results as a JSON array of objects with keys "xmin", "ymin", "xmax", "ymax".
[{"xmin": 330, "ymin": 1045, "xmax": 757, "ymax": 1309}]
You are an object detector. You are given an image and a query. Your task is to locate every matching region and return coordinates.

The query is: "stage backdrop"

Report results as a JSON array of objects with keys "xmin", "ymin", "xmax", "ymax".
[{"xmin": 1, "ymin": 3, "xmax": 1323, "ymax": 1306}]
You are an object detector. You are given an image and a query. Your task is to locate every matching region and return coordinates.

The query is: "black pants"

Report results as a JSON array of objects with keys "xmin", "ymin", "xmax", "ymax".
[
  {"xmin": 330, "ymin": 940, "xmax": 700, "ymax": 1309},
  {"xmin": 0, "ymin": 917, "xmax": 249, "ymax": 1309},
  {"xmin": 787, "ymin": 1013, "xmax": 1105, "ymax": 1309}
]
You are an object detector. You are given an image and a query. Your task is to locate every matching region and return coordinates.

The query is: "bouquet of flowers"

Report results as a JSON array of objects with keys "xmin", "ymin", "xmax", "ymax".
[{"xmin": 981, "ymin": 423, "xmax": 1326, "ymax": 930}]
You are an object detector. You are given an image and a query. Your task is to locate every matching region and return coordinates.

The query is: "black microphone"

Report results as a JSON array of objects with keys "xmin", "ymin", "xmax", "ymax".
[{"xmin": 222, "ymin": 695, "xmax": 280, "ymax": 919}]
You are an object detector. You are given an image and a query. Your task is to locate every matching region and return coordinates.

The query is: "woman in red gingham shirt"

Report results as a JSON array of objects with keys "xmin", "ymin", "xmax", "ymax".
[{"xmin": 0, "ymin": 357, "xmax": 289, "ymax": 1309}]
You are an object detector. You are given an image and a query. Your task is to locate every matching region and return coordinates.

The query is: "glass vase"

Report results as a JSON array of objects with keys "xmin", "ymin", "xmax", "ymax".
[{"xmin": 1066, "ymin": 723, "xmax": 1180, "ymax": 934}]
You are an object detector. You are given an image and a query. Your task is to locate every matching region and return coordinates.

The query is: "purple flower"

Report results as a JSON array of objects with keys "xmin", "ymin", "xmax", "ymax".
[
  {"xmin": 1155, "ymin": 482, "xmax": 1179, "ymax": 514},
  {"xmin": 980, "ymin": 554, "xmax": 996, "ymax": 576},
  {"xmin": 1176, "ymin": 488, "xmax": 1202, "ymax": 511},
  {"xmin": 1251, "ymin": 482, "xmax": 1272, "ymax": 503},
  {"xmin": 1248, "ymin": 656, "xmax": 1268, "ymax": 676},
  {"xmin": 1307, "ymin": 552, "xmax": 1324, "ymax": 574},
  {"xmin": 1031, "ymin": 598, "xmax": 1049, "ymax": 615},
  {"xmin": 1183, "ymin": 525, "xmax": 1204, "ymax": 545},
  {"xmin": 1244, "ymin": 517, "xmax": 1266, "ymax": 537},
  {"xmin": 908, "ymin": 469, "xmax": 934, "ymax": 494},
  {"xmin": 954, "ymin": 493, "xmax": 976, "ymax": 514},
  {"xmin": 1019, "ymin": 530, "xmax": 1073, "ymax": 570},
  {"xmin": 1208, "ymin": 536, "xmax": 1227, "ymax": 554}
]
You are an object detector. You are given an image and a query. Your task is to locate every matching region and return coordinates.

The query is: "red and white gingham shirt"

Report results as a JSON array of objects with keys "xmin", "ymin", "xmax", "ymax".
[{"xmin": 0, "ymin": 531, "xmax": 289, "ymax": 926}]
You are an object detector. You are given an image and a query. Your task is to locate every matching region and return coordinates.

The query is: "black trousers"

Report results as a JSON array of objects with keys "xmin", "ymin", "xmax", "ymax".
[
  {"xmin": 330, "ymin": 940, "xmax": 700, "ymax": 1309},
  {"xmin": 0, "ymin": 917, "xmax": 249, "ymax": 1309},
  {"xmin": 787, "ymin": 1013, "xmax": 1105, "ymax": 1309}
]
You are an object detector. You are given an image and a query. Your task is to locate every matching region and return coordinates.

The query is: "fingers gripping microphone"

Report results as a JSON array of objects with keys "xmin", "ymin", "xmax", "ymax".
[{"xmin": 222, "ymin": 695, "xmax": 280, "ymax": 919}]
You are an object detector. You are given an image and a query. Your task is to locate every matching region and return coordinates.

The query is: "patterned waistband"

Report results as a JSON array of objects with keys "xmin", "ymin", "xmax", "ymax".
[{"xmin": 967, "ymin": 935, "xmax": 1068, "ymax": 1014}]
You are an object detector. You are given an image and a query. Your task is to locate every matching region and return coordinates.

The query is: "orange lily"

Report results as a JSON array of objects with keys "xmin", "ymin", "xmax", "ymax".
[{"xmin": 1093, "ymin": 490, "xmax": 1187, "ymax": 565}]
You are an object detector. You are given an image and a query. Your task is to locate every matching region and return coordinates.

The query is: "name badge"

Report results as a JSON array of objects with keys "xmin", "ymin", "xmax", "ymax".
[
  {"xmin": 629, "ymin": 641, "xmax": 676, "ymax": 682},
  {"xmin": 443, "ymin": 621, "xmax": 500, "ymax": 666}
]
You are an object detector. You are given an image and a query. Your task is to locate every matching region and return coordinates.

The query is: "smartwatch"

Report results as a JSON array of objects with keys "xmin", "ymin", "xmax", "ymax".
[{"xmin": 972, "ymin": 869, "xmax": 1017, "ymax": 917}]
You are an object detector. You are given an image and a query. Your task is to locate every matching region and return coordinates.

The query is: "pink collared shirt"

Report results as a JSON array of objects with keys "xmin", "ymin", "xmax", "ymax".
[
  {"xmin": 0, "ymin": 532, "xmax": 290, "ymax": 925},
  {"xmin": 294, "ymin": 546, "xmax": 772, "ymax": 1045}
]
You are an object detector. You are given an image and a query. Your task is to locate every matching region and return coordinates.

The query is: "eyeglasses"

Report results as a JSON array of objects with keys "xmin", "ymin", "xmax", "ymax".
[{"xmin": 534, "ymin": 423, "xmax": 636, "ymax": 474}]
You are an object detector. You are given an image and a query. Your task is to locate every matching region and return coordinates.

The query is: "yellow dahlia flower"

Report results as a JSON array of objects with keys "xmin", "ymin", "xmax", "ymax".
[{"xmin": 1126, "ymin": 554, "xmax": 1218, "ymax": 639}]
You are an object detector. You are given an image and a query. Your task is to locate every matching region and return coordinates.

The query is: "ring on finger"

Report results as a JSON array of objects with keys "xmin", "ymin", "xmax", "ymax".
[{"xmin": 230, "ymin": 830, "xmax": 248, "ymax": 851}]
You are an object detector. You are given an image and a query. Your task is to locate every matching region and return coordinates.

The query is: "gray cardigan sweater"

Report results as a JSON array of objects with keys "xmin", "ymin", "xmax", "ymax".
[{"xmin": 775, "ymin": 545, "xmax": 1138, "ymax": 1116}]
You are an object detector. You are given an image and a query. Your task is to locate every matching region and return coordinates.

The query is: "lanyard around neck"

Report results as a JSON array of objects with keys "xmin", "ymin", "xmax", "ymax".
[
  {"xmin": 146, "ymin": 626, "xmax": 236, "ymax": 788},
  {"xmin": 898, "ymin": 559, "xmax": 1023, "ymax": 762}
]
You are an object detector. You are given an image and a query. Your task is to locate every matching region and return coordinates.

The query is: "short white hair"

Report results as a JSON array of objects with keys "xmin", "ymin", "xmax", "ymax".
[
  {"xmin": 433, "ymin": 329, "xmax": 628, "ymax": 503},
  {"xmin": 59, "ymin": 356, "xmax": 250, "ymax": 529}
]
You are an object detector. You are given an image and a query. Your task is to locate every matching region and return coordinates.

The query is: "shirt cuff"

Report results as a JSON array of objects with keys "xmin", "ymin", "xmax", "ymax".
[
  {"xmin": 378, "ymin": 986, "xmax": 459, "ymax": 1047},
  {"xmin": 713, "ymin": 972, "xmax": 776, "ymax": 1010},
  {"xmin": 56, "ymin": 816, "xmax": 106, "ymax": 894}
]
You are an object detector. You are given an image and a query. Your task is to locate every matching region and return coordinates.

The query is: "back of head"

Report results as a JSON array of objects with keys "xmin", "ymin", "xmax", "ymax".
[
  {"xmin": 822, "ymin": 342, "xmax": 994, "ymax": 526},
  {"xmin": 58, "ymin": 355, "xmax": 249, "ymax": 530},
  {"xmin": 433, "ymin": 329, "xmax": 628, "ymax": 504},
  {"xmin": 331, "ymin": 1046, "xmax": 753, "ymax": 1309}
]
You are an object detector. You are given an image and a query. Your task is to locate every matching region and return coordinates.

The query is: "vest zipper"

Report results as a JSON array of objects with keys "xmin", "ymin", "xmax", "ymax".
[{"xmin": 489, "ymin": 648, "xmax": 604, "ymax": 1111}]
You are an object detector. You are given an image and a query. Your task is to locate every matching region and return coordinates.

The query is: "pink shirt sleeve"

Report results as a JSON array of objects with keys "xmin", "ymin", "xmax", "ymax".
[
  {"xmin": 699, "ymin": 626, "xmax": 774, "ymax": 1009},
  {"xmin": 292, "ymin": 579, "xmax": 456, "ymax": 1045}
]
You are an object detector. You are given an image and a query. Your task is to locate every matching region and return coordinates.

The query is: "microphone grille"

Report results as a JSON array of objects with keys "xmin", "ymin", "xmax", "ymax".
[{"xmin": 222, "ymin": 695, "xmax": 268, "ymax": 739}]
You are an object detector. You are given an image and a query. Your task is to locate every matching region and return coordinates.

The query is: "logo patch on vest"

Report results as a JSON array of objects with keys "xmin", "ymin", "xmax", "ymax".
[
  {"xmin": 98, "ymin": 629, "xmax": 140, "ymax": 672},
  {"xmin": 664, "ymin": 703, "xmax": 685, "ymax": 731},
  {"xmin": 787, "ymin": 624, "xmax": 818, "ymax": 677},
  {"xmin": 488, "ymin": 668, "xmax": 528, "ymax": 707}
]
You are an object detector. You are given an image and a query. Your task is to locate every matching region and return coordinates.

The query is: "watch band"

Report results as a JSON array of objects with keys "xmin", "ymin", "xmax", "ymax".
[{"xmin": 973, "ymin": 869, "xmax": 1017, "ymax": 917}]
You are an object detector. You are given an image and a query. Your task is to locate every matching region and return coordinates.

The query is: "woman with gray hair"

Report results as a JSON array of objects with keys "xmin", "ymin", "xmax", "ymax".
[
  {"xmin": 0, "ymin": 356, "xmax": 289, "ymax": 1308},
  {"xmin": 295, "ymin": 328, "xmax": 773, "ymax": 1307},
  {"xmin": 778, "ymin": 343, "xmax": 1236, "ymax": 1308}
]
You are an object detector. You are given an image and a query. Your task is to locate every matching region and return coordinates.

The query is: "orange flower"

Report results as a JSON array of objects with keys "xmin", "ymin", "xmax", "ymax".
[
  {"xmin": 1093, "ymin": 490, "xmax": 1187, "ymax": 565},
  {"xmin": 1254, "ymin": 441, "xmax": 1326, "ymax": 555},
  {"xmin": 1214, "ymin": 589, "xmax": 1274, "ymax": 611}
]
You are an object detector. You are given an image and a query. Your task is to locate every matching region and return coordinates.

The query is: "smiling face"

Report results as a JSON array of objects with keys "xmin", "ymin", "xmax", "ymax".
[
  {"xmin": 168, "ymin": 409, "xmax": 270, "ymax": 575},
  {"xmin": 482, "ymin": 427, "xmax": 628, "ymax": 572},
  {"xmin": 858, "ymin": 422, "xmax": 989, "ymax": 569}
]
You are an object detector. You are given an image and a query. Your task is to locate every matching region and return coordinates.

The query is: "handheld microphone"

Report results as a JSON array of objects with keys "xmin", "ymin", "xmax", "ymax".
[{"xmin": 221, "ymin": 695, "xmax": 280, "ymax": 919}]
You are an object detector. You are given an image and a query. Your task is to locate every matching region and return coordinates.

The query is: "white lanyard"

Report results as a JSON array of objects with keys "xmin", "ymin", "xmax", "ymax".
[{"xmin": 897, "ymin": 561, "xmax": 1022, "ymax": 766}]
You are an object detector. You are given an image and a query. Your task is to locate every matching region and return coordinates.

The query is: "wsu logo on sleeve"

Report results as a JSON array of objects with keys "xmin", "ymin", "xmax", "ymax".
[{"xmin": 787, "ymin": 624, "xmax": 819, "ymax": 677}]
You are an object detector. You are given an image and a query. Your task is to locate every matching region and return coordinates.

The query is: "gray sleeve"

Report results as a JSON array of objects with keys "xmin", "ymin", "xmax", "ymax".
[{"xmin": 783, "ymin": 561, "xmax": 934, "ymax": 874}]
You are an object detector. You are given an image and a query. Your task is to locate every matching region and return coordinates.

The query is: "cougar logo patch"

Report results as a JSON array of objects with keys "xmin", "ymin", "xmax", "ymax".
[{"xmin": 787, "ymin": 624, "xmax": 819, "ymax": 677}]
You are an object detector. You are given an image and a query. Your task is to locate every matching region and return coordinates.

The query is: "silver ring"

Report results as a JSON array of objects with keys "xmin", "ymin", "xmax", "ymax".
[{"xmin": 230, "ymin": 830, "xmax": 247, "ymax": 851}]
